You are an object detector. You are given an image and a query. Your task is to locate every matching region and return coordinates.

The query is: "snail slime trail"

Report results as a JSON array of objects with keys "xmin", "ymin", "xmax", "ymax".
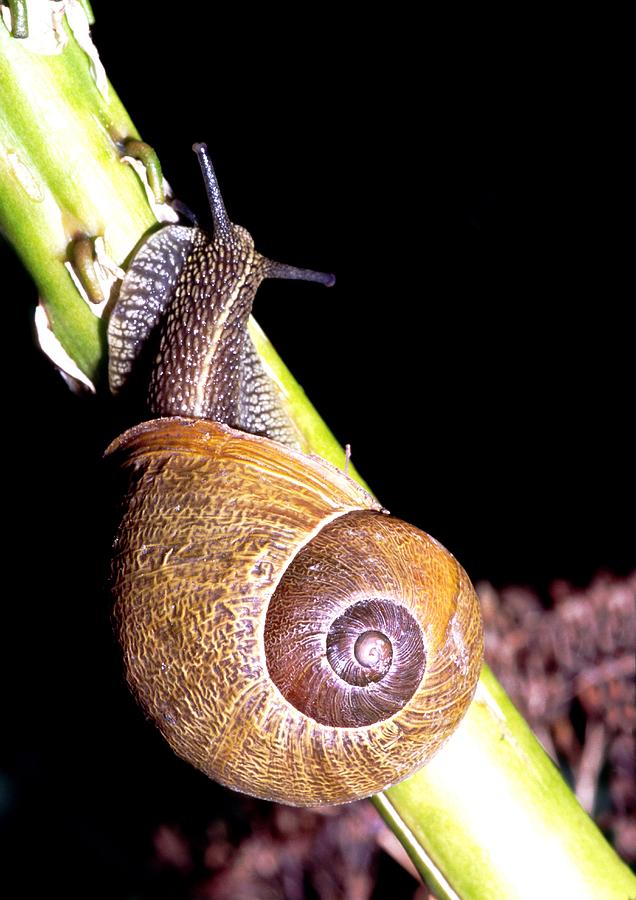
[{"xmin": 107, "ymin": 144, "xmax": 484, "ymax": 806}]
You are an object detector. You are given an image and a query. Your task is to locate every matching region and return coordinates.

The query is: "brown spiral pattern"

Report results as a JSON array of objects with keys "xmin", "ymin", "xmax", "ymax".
[
  {"xmin": 329, "ymin": 615, "xmax": 394, "ymax": 686},
  {"xmin": 109, "ymin": 419, "xmax": 484, "ymax": 805},
  {"xmin": 266, "ymin": 548, "xmax": 427, "ymax": 728}
]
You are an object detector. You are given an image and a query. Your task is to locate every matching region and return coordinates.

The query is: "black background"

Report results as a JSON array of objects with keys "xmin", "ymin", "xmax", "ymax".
[{"xmin": 1, "ymin": 6, "xmax": 631, "ymax": 898}]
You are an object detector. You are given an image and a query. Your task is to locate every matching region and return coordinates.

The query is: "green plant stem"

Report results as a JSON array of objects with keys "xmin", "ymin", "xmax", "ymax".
[
  {"xmin": 0, "ymin": 9, "xmax": 154, "ymax": 379},
  {"xmin": 375, "ymin": 667, "xmax": 635, "ymax": 898},
  {"xmin": 1, "ymin": 7, "xmax": 634, "ymax": 898}
]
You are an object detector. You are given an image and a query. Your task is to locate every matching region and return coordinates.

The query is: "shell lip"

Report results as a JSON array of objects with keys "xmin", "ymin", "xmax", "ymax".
[{"xmin": 104, "ymin": 416, "xmax": 382, "ymax": 509}]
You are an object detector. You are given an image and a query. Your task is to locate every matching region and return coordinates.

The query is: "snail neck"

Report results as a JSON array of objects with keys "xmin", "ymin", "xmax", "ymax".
[
  {"xmin": 147, "ymin": 227, "xmax": 264, "ymax": 423},
  {"xmin": 149, "ymin": 145, "xmax": 334, "ymax": 429}
]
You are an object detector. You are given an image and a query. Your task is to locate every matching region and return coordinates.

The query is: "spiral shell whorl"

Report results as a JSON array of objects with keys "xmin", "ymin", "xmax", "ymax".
[
  {"xmin": 265, "ymin": 512, "xmax": 429, "ymax": 728},
  {"xmin": 109, "ymin": 417, "xmax": 483, "ymax": 806}
]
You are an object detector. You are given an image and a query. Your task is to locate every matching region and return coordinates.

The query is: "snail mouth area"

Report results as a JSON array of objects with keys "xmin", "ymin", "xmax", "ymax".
[{"xmin": 263, "ymin": 510, "xmax": 428, "ymax": 728}]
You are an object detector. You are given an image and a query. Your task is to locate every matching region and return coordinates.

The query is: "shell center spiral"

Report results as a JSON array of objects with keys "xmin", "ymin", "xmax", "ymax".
[
  {"xmin": 355, "ymin": 630, "xmax": 393, "ymax": 675},
  {"xmin": 263, "ymin": 510, "xmax": 432, "ymax": 727}
]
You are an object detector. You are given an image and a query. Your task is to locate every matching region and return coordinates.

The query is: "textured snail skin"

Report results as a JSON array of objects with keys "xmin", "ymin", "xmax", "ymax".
[{"xmin": 108, "ymin": 417, "xmax": 483, "ymax": 806}]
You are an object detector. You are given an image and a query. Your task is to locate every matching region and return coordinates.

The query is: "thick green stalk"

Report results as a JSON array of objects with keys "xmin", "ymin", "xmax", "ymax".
[
  {"xmin": 375, "ymin": 667, "xmax": 635, "ymax": 898},
  {"xmin": 1, "ymin": 5, "xmax": 633, "ymax": 897},
  {"xmin": 0, "ymin": 2, "xmax": 154, "ymax": 380}
]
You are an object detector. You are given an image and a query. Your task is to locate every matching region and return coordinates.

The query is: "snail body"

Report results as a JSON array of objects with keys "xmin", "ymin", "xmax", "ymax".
[{"xmin": 107, "ymin": 145, "xmax": 483, "ymax": 806}]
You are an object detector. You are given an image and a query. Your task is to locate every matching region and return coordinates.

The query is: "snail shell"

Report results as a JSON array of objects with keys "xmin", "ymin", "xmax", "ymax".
[{"xmin": 108, "ymin": 416, "xmax": 483, "ymax": 806}]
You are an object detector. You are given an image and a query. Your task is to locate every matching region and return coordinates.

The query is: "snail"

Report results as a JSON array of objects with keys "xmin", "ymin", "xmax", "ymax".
[{"xmin": 106, "ymin": 143, "xmax": 484, "ymax": 806}]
